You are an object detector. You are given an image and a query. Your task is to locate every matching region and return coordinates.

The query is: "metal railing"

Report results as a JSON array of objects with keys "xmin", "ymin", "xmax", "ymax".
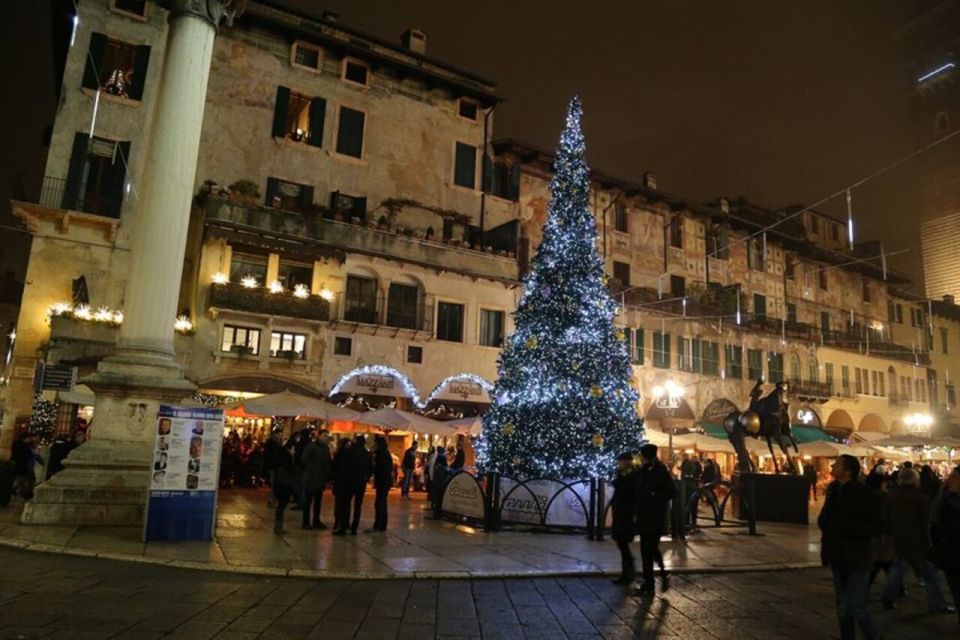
[
  {"xmin": 36, "ymin": 175, "xmax": 67, "ymax": 209},
  {"xmin": 209, "ymin": 282, "xmax": 331, "ymax": 321},
  {"xmin": 339, "ymin": 294, "xmax": 434, "ymax": 332}
]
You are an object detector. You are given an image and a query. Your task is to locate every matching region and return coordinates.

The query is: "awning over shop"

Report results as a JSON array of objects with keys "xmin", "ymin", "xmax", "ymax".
[{"xmin": 791, "ymin": 426, "xmax": 834, "ymax": 444}]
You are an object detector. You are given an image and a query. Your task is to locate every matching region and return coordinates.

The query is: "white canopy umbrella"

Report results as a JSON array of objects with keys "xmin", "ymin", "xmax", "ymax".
[
  {"xmin": 361, "ymin": 408, "xmax": 459, "ymax": 436},
  {"xmin": 870, "ymin": 434, "xmax": 932, "ymax": 448},
  {"xmin": 446, "ymin": 416, "xmax": 483, "ymax": 436},
  {"xmin": 798, "ymin": 440, "xmax": 853, "ymax": 458},
  {"xmin": 643, "ymin": 428, "xmax": 672, "ymax": 448},
  {"xmin": 240, "ymin": 390, "xmax": 364, "ymax": 422},
  {"xmin": 871, "ymin": 446, "xmax": 913, "ymax": 462},
  {"xmin": 673, "ymin": 432, "xmax": 736, "ymax": 454}
]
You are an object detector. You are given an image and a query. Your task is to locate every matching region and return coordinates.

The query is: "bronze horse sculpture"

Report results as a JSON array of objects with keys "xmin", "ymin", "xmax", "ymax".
[{"xmin": 722, "ymin": 380, "xmax": 800, "ymax": 474}]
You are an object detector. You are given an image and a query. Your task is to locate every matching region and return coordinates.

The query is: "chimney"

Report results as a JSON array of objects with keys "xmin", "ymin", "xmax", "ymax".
[
  {"xmin": 321, "ymin": 11, "xmax": 339, "ymax": 22},
  {"xmin": 719, "ymin": 197, "xmax": 730, "ymax": 214},
  {"xmin": 944, "ymin": 294, "xmax": 956, "ymax": 306},
  {"xmin": 401, "ymin": 28, "xmax": 427, "ymax": 55},
  {"xmin": 643, "ymin": 171, "xmax": 657, "ymax": 190}
]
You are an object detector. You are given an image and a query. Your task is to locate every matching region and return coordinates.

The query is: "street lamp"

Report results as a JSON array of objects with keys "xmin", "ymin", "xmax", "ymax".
[
  {"xmin": 652, "ymin": 379, "xmax": 686, "ymax": 460},
  {"xmin": 903, "ymin": 412, "xmax": 933, "ymax": 434}
]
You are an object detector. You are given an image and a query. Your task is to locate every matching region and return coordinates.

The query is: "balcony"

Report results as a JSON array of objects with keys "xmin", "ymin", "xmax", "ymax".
[
  {"xmin": 821, "ymin": 329, "xmax": 930, "ymax": 365},
  {"xmin": 203, "ymin": 196, "xmax": 519, "ymax": 282},
  {"xmin": 209, "ymin": 282, "xmax": 331, "ymax": 322},
  {"xmin": 786, "ymin": 378, "xmax": 833, "ymax": 402}
]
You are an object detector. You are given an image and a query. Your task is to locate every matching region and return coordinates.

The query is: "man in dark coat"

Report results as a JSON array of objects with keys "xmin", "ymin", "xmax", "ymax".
[
  {"xmin": 634, "ymin": 443, "xmax": 675, "ymax": 595},
  {"xmin": 271, "ymin": 444, "xmax": 298, "ymax": 535},
  {"xmin": 336, "ymin": 435, "xmax": 371, "ymax": 535},
  {"xmin": 300, "ymin": 430, "xmax": 332, "ymax": 530},
  {"xmin": 610, "ymin": 451, "xmax": 640, "ymax": 585},
  {"xmin": 262, "ymin": 431, "xmax": 282, "ymax": 508},
  {"xmin": 331, "ymin": 437, "xmax": 352, "ymax": 534},
  {"xmin": 931, "ymin": 466, "xmax": 960, "ymax": 626},
  {"xmin": 11, "ymin": 434, "xmax": 42, "ymax": 500},
  {"xmin": 880, "ymin": 467, "xmax": 950, "ymax": 612},
  {"xmin": 400, "ymin": 443, "xmax": 416, "ymax": 498},
  {"xmin": 370, "ymin": 436, "xmax": 393, "ymax": 532},
  {"xmin": 818, "ymin": 454, "xmax": 882, "ymax": 640},
  {"xmin": 452, "ymin": 443, "xmax": 466, "ymax": 471}
]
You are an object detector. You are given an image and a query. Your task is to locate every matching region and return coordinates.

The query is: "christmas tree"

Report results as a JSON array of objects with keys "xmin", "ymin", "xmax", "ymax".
[{"xmin": 476, "ymin": 97, "xmax": 643, "ymax": 480}]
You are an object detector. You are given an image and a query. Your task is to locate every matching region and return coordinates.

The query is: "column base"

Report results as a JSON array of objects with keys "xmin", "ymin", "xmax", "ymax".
[{"xmin": 21, "ymin": 353, "xmax": 196, "ymax": 527}]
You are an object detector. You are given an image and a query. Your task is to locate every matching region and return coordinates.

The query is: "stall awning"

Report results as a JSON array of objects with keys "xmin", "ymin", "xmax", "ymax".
[
  {"xmin": 702, "ymin": 423, "xmax": 726, "ymax": 439},
  {"xmin": 703, "ymin": 422, "xmax": 831, "ymax": 444}
]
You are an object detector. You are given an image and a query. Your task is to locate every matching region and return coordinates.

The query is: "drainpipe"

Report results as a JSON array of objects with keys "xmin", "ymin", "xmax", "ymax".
[{"xmin": 479, "ymin": 103, "xmax": 496, "ymax": 247}]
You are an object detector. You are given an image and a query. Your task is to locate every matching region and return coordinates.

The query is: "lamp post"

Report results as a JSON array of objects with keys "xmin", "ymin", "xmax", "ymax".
[{"xmin": 653, "ymin": 379, "xmax": 686, "ymax": 462}]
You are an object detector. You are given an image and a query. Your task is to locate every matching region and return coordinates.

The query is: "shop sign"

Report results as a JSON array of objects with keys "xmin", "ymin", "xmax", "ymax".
[
  {"xmin": 645, "ymin": 397, "xmax": 696, "ymax": 421},
  {"xmin": 32, "ymin": 362, "xmax": 77, "ymax": 393},
  {"xmin": 702, "ymin": 398, "xmax": 739, "ymax": 425},
  {"xmin": 499, "ymin": 478, "xmax": 590, "ymax": 527},
  {"xmin": 144, "ymin": 405, "xmax": 224, "ymax": 541},
  {"xmin": 356, "ymin": 374, "xmax": 395, "ymax": 393},
  {"xmin": 441, "ymin": 472, "xmax": 485, "ymax": 520},
  {"xmin": 433, "ymin": 378, "xmax": 491, "ymax": 403}
]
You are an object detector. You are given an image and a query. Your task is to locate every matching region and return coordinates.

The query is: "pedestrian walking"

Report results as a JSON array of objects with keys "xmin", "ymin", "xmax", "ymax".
[
  {"xmin": 931, "ymin": 465, "xmax": 960, "ymax": 627},
  {"xmin": 333, "ymin": 435, "xmax": 371, "ymax": 535},
  {"xmin": 868, "ymin": 476, "xmax": 896, "ymax": 589},
  {"xmin": 700, "ymin": 458, "xmax": 717, "ymax": 485},
  {"xmin": 920, "ymin": 464, "xmax": 942, "ymax": 501},
  {"xmin": 424, "ymin": 446, "xmax": 437, "ymax": 500},
  {"xmin": 634, "ymin": 443, "xmax": 675, "ymax": 595},
  {"xmin": 46, "ymin": 431, "xmax": 84, "ymax": 480},
  {"xmin": 804, "ymin": 462, "xmax": 819, "ymax": 500},
  {"xmin": 818, "ymin": 454, "xmax": 882, "ymax": 640},
  {"xmin": 452, "ymin": 442, "xmax": 466, "ymax": 471},
  {"xmin": 11, "ymin": 434, "xmax": 43, "ymax": 500},
  {"xmin": 370, "ymin": 436, "xmax": 393, "ymax": 532},
  {"xmin": 331, "ymin": 437, "xmax": 352, "ymax": 533},
  {"xmin": 271, "ymin": 443, "xmax": 298, "ymax": 535},
  {"xmin": 262, "ymin": 431, "xmax": 282, "ymax": 508},
  {"xmin": 300, "ymin": 430, "xmax": 332, "ymax": 530},
  {"xmin": 610, "ymin": 451, "xmax": 640, "ymax": 585},
  {"xmin": 401, "ymin": 442, "xmax": 416, "ymax": 498},
  {"xmin": 880, "ymin": 467, "xmax": 952, "ymax": 613}
]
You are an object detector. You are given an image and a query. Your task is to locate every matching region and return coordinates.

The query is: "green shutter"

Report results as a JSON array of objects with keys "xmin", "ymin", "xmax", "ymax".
[
  {"xmin": 300, "ymin": 185, "xmax": 314, "ymax": 211},
  {"xmin": 307, "ymin": 97, "xmax": 326, "ymax": 147},
  {"xmin": 635, "ymin": 328, "xmax": 644, "ymax": 365},
  {"xmin": 509, "ymin": 164, "xmax": 521, "ymax": 201},
  {"xmin": 336, "ymin": 107, "xmax": 365, "ymax": 158},
  {"xmin": 264, "ymin": 177, "xmax": 279, "ymax": 207},
  {"xmin": 664, "ymin": 333, "xmax": 671, "ymax": 367},
  {"xmin": 82, "ymin": 33, "xmax": 106, "ymax": 90},
  {"xmin": 272, "ymin": 86, "xmax": 290, "ymax": 138},
  {"xmin": 107, "ymin": 141, "xmax": 130, "ymax": 219},
  {"xmin": 481, "ymin": 153, "xmax": 492, "ymax": 193},
  {"xmin": 692, "ymin": 339, "xmax": 702, "ymax": 373},
  {"xmin": 129, "ymin": 45, "xmax": 151, "ymax": 101},
  {"xmin": 62, "ymin": 132, "xmax": 90, "ymax": 211},
  {"xmin": 454, "ymin": 142, "xmax": 477, "ymax": 189}
]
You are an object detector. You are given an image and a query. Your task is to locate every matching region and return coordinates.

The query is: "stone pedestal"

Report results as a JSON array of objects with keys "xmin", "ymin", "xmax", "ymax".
[{"xmin": 21, "ymin": 1, "xmax": 239, "ymax": 527}]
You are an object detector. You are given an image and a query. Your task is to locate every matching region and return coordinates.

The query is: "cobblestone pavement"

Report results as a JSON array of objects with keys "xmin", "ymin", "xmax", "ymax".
[{"xmin": 0, "ymin": 546, "xmax": 956, "ymax": 639}]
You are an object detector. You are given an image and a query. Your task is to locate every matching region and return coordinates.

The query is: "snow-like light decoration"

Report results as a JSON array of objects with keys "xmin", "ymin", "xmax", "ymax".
[
  {"xmin": 268, "ymin": 279, "xmax": 284, "ymax": 294},
  {"xmin": 212, "ymin": 272, "xmax": 229, "ymax": 285},
  {"xmin": 423, "ymin": 373, "xmax": 494, "ymax": 406},
  {"xmin": 319, "ymin": 288, "xmax": 335, "ymax": 302},
  {"xmin": 240, "ymin": 275, "xmax": 258, "ymax": 289},
  {"xmin": 74, "ymin": 304, "xmax": 92, "ymax": 320},
  {"xmin": 475, "ymin": 97, "xmax": 643, "ymax": 481},
  {"xmin": 93, "ymin": 306, "xmax": 114, "ymax": 322},
  {"xmin": 328, "ymin": 365, "xmax": 424, "ymax": 407},
  {"xmin": 174, "ymin": 315, "xmax": 194, "ymax": 333},
  {"xmin": 293, "ymin": 283, "xmax": 310, "ymax": 299}
]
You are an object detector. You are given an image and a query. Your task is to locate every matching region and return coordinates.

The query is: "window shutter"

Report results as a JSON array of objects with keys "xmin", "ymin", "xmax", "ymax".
[
  {"xmin": 307, "ymin": 97, "xmax": 326, "ymax": 147},
  {"xmin": 82, "ymin": 33, "xmax": 107, "ymax": 90},
  {"xmin": 481, "ymin": 153, "xmax": 492, "ymax": 193},
  {"xmin": 354, "ymin": 196, "xmax": 367, "ymax": 220},
  {"xmin": 509, "ymin": 164, "xmax": 521, "ymax": 201},
  {"xmin": 454, "ymin": 142, "xmax": 477, "ymax": 189},
  {"xmin": 265, "ymin": 177, "xmax": 279, "ymax": 207},
  {"xmin": 635, "ymin": 328, "xmax": 644, "ymax": 365},
  {"xmin": 664, "ymin": 334, "xmax": 671, "ymax": 365},
  {"xmin": 62, "ymin": 132, "xmax": 90, "ymax": 210},
  {"xmin": 129, "ymin": 45, "xmax": 151, "ymax": 101},
  {"xmin": 300, "ymin": 184, "xmax": 314, "ymax": 211},
  {"xmin": 272, "ymin": 87, "xmax": 290, "ymax": 138},
  {"xmin": 692, "ymin": 339, "xmax": 702, "ymax": 373},
  {"xmin": 108, "ymin": 141, "xmax": 130, "ymax": 218},
  {"xmin": 336, "ymin": 108, "xmax": 365, "ymax": 158},
  {"xmin": 677, "ymin": 336, "xmax": 685, "ymax": 368}
]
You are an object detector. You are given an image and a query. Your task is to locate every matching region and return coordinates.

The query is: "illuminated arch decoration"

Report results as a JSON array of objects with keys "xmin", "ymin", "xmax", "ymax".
[
  {"xmin": 328, "ymin": 365, "xmax": 423, "ymax": 406},
  {"xmin": 424, "ymin": 373, "xmax": 494, "ymax": 407}
]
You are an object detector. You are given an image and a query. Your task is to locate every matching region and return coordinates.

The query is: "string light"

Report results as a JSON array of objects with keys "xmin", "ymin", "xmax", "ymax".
[
  {"xmin": 212, "ymin": 272, "xmax": 229, "ymax": 285},
  {"xmin": 268, "ymin": 279, "xmax": 284, "ymax": 294},
  {"xmin": 318, "ymin": 287, "xmax": 335, "ymax": 301},
  {"xmin": 423, "ymin": 373, "xmax": 494, "ymax": 406},
  {"xmin": 240, "ymin": 275, "xmax": 258, "ymax": 289},
  {"xmin": 329, "ymin": 365, "xmax": 425, "ymax": 407},
  {"xmin": 174, "ymin": 315, "xmax": 194, "ymax": 333},
  {"xmin": 293, "ymin": 284, "xmax": 311, "ymax": 299}
]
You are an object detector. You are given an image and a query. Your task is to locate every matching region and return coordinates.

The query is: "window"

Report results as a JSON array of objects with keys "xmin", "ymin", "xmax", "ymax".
[
  {"xmin": 789, "ymin": 354, "xmax": 801, "ymax": 381},
  {"xmin": 277, "ymin": 259, "xmax": 312, "ymax": 289},
  {"xmin": 407, "ymin": 345, "xmax": 423, "ymax": 364},
  {"xmin": 612, "ymin": 262, "xmax": 631, "ymax": 288},
  {"xmin": 901, "ymin": 375, "xmax": 910, "ymax": 401},
  {"xmin": 830, "ymin": 223, "xmax": 839, "ymax": 242},
  {"xmin": 265, "ymin": 177, "xmax": 313, "ymax": 212},
  {"xmin": 877, "ymin": 371, "xmax": 885, "ymax": 396},
  {"xmin": 678, "ymin": 337, "xmax": 696, "ymax": 372},
  {"xmin": 747, "ymin": 238, "xmax": 764, "ymax": 271},
  {"xmin": 668, "ymin": 217, "xmax": 683, "ymax": 248},
  {"xmin": 702, "ymin": 341, "xmax": 720, "ymax": 376},
  {"xmin": 342, "ymin": 58, "xmax": 369, "ymax": 86},
  {"xmin": 862, "ymin": 280, "xmax": 871, "ymax": 302},
  {"xmin": 222, "ymin": 325, "xmax": 260, "ymax": 355},
  {"xmin": 336, "ymin": 106, "xmax": 365, "ymax": 158},
  {"xmin": 653, "ymin": 331, "xmax": 671, "ymax": 369},
  {"xmin": 818, "ymin": 269, "xmax": 828, "ymax": 290},
  {"xmin": 911, "ymin": 307, "xmax": 923, "ymax": 328},
  {"xmin": 82, "ymin": 33, "xmax": 150, "ymax": 101},
  {"xmin": 753, "ymin": 294, "xmax": 766, "ymax": 319},
  {"xmin": 895, "ymin": 304, "xmax": 903, "ymax": 323},
  {"xmin": 632, "ymin": 328, "xmax": 645, "ymax": 365},
  {"xmin": 855, "ymin": 368, "xmax": 863, "ymax": 394},
  {"xmin": 458, "ymin": 98, "xmax": 479, "ymax": 121},
  {"xmin": 271, "ymin": 87, "xmax": 326, "ymax": 146},
  {"xmin": 786, "ymin": 303, "xmax": 797, "ymax": 325},
  {"xmin": 947, "ymin": 383, "xmax": 957, "ymax": 407},
  {"xmin": 941, "ymin": 327, "xmax": 949, "ymax": 354},
  {"xmin": 437, "ymin": 302, "xmax": 465, "ymax": 342},
  {"xmin": 344, "ymin": 275, "xmax": 378, "ymax": 324},
  {"xmin": 291, "ymin": 41, "xmax": 322, "ymax": 72},
  {"xmin": 334, "ymin": 336, "xmax": 352, "ymax": 356},
  {"xmin": 768, "ymin": 352, "xmax": 784, "ymax": 382},
  {"xmin": 61, "ymin": 133, "xmax": 129, "ymax": 218},
  {"xmin": 785, "ymin": 257, "xmax": 795, "ymax": 280},
  {"xmin": 480, "ymin": 309, "xmax": 505, "ymax": 347},
  {"xmin": 614, "ymin": 202, "xmax": 628, "ymax": 233},
  {"xmin": 810, "ymin": 216, "xmax": 819, "ymax": 234},
  {"xmin": 820, "ymin": 312, "xmax": 831, "ymax": 333},
  {"xmin": 747, "ymin": 349, "xmax": 764, "ymax": 381},
  {"xmin": 706, "ymin": 226, "xmax": 729, "ymax": 259},
  {"xmin": 229, "ymin": 252, "xmax": 268, "ymax": 285},
  {"xmin": 270, "ymin": 331, "xmax": 306, "ymax": 359},
  {"xmin": 841, "ymin": 365, "xmax": 851, "ymax": 395},
  {"xmin": 386, "ymin": 283, "xmax": 419, "ymax": 330},
  {"xmin": 670, "ymin": 275, "xmax": 686, "ymax": 298},
  {"xmin": 887, "ymin": 301, "xmax": 896, "ymax": 322},
  {"xmin": 825, "ymin": 363, "xmax": 834, "ymax": 392},
  {"xmin": 454, "ymin": 142, "xmax": 478, "ymax": 189},
  {"xmin": 724, "ymin": 344, "xmax": 743, "ymax": 379},
  {"xmin": 871, "ymin": 370, "xmax": 879, "ymax": 396},
  {"xmin": 809, "ymin": 360, "xmax": 819, "ymax": 384},
  {"xmin": 112, "ymin": 0, "xmax": 147, "ymax": 17},
  {"xmin": 488, "ymin": 160, "xmax": 520, "ymax": 201},
  {"xmin": 330, "ymin": 191, "xmax": 367, "ymax": 220}
]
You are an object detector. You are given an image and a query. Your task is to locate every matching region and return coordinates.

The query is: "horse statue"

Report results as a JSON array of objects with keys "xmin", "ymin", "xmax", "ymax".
[{"xmin": 722, "ymin": 379, "xmax": 800, "ymax": 474}]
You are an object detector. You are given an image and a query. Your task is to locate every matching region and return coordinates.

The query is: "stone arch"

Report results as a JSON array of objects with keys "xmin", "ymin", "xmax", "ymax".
[
  {"xmin": 858, "ymin": 413, "xmax": 888, "ymax": 434},
  {"xmin": 198, "ymin": 374, "xmax": 322, "ymax": 397},
  {"xmin": 825, "ymin": 408, "xmax": 855, "ymax": 431}
]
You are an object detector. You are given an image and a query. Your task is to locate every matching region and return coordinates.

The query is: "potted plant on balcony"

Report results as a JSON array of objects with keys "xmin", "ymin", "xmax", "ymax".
[
  {"xmin": 277, "ymin": 349, "xmax": 299, "ymax": 361},
  {"xmin": 230, "ymin": 344, "xmax": 253, "ymax": 357},
  {"xmin": 413, "ymin": 229, "xmax": 424, "ymax": 239},
  {"xmin": 425, "ymin": 226, "xmax": 436, "ymax": 241},
  {"xmin": 377, "ymin": 215, "xmax": 390, "ymax": 231},
  {"xmin": 228, "ymin": 179, "xmax": 260, "ymax": 206}
]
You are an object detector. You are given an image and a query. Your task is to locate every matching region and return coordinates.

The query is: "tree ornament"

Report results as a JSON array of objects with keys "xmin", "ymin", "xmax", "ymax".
[
  {"xmin": 502, "ymin": 423, "xmax": 516, "ymax": 436},
  {"xmin": 557, "ymin": 381, "xmax": 567, "ymax": 392},
  {"xmin": 591, "ymin": 433, "xmax": 605, "ymax": 447},
  {"xmin": 614, "ymin": 329, "xmax": 625, "ymax": 341},
  {"xmin": 590, "ymin": 384, "xmax": 603, "ymax": 398},
  {"xmin": 525, "ymin": 335, "xmax": 539, "ymax": 350},
  {"xmin": 571, "ymin": 361, "xmax": 581, "ymax": 371}
]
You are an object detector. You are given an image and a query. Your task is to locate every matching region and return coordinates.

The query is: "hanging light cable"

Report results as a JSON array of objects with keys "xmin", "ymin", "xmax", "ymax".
[{"xmin": 846, "ymin": 189, "xmax": 854, "ymax": 250}]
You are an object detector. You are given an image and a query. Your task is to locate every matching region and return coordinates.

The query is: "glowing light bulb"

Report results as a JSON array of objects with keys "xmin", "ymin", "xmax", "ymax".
[
  {"xmin": 293, "ymin": 284, "xmax": 310, "ymax": 299},
  {"xmin": 174, "ymin": 315, "xmax": 193, "ymax": 333},
  {"xmin": 240, "ymin": 276, "xmax": 258, "ymax": 289},
  {"xmin": 212, "ymin": 272, "xmax": 229, "ymax": 285},
  {"xmin": 268, "ymin": 280, "xmax": 284, "ymax": 294}
]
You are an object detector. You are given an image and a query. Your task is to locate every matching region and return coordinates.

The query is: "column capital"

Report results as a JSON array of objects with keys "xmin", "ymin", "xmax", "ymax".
[{"xmin": 159, "ymin": 0, "xmax": 245, "ymax": 29}]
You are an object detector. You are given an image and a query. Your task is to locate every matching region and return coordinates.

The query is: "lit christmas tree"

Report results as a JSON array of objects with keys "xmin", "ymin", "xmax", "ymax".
[{"xmin": 476, "ymin": 97, "xmax": 643, "ymax": 480}]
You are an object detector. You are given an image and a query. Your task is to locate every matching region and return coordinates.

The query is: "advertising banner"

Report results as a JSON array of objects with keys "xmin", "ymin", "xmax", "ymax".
[
  {"xmin": 499, "ymin": 478, "xmax": 591, "ymax": 527},
  {"xmin": 144, "ymin": 405, "xmax": 224, "ymax": 541},
  {"xmin": 440, "ymin": 472, "xmax": 486, "ymax": 520}
]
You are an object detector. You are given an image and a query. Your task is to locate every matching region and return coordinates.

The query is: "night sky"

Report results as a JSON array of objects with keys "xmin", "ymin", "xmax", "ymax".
[{"xmin": 0, "ymin": 1, "xmax": 928, "ymax": 288}]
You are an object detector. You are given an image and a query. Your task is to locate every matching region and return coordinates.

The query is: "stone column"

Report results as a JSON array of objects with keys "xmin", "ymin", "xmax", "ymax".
[{"xmin": 21, "ymin": 0, "xmax": 241, "ymax": 525}]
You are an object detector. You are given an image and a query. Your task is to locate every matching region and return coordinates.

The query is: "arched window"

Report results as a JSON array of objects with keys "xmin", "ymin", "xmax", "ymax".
[{"xmin": 789, "ymin": 353, "xmax": 801, "ymax": 382}]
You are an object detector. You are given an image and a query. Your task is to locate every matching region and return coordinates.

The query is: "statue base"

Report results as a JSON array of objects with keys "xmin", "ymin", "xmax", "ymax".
[{"xmin": 736, "ymin": 472, "xmax": 809, "ymax": 525}]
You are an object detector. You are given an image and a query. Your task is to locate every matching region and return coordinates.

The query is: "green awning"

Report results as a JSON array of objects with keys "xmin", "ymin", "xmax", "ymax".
[{"xmin": 702, "ymin": 422, "xmax": 832, "ymax": 444}]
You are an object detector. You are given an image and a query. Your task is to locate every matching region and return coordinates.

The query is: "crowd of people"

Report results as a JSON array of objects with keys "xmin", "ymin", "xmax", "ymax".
[
  {"xmin": 819, "ymin": 455, "xmax": 960, "ymax": 638},
  {"xmin": 237, "ymin": 427, "xmax": 467, "ymax": 535}
]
